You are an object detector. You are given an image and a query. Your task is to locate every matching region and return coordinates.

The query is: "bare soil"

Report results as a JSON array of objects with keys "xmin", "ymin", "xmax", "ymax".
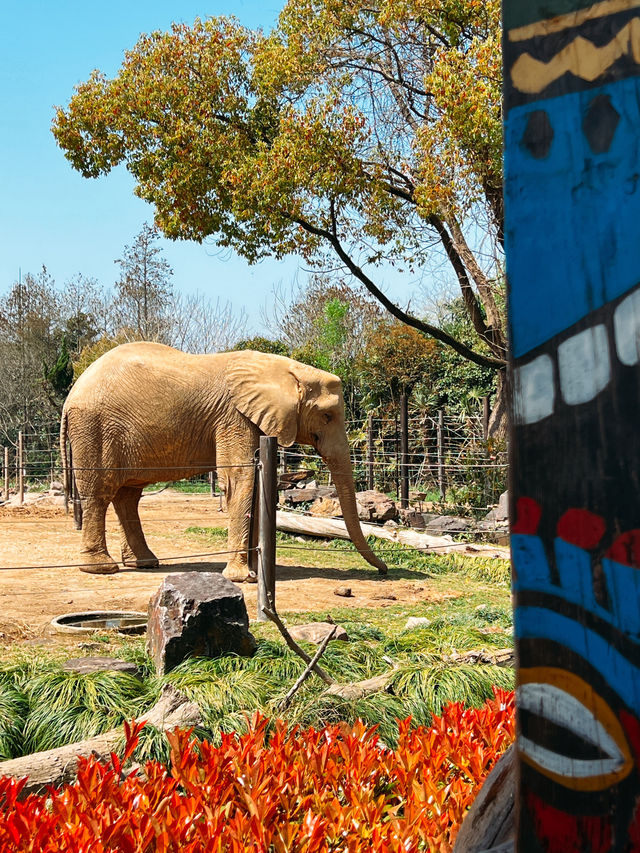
[{"xmin": 0, "ymin": 491, "xmax": 453, "ymax": 646}]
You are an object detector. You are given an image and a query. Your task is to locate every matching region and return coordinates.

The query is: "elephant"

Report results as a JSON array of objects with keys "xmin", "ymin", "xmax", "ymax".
[{"xmin": 60, "ymin": 341, "xmax": 387, "ymax": 580}]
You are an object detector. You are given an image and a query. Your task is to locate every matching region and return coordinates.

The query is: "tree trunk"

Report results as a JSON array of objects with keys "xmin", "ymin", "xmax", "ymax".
[
  {"xmin": 0, "ymin": 686, "xmax": 200, "ymax": 797},
  {"xmin": 488, "ymin": 369, "xmax": 508, "ymax": 440},
  {"xmin": 275, "ymin": 510, "xmax": 509, "ymax": 559}
]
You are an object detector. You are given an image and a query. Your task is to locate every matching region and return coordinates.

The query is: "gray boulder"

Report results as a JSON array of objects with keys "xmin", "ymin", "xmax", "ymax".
[
  {"xmin": 289, "ymin": 622, "xmax": 349, "ymax": 644},
  {"xmin": 355, "ymin": 490, "xmax": 398, "ymax": 523},
  {"xmin": 63, "ymin": 657, "xmax": 140, "ymax": 676},
  {"xmin": 147, "ymin": 573, "xmax": 256, "ymax": 675},
  {"xmin": 424, "ymin": 515, "xmax": 470, "ymax": 534},
  {"xmin": 496, "ymin": 491, "xmax": 509, "ymax": 522}
]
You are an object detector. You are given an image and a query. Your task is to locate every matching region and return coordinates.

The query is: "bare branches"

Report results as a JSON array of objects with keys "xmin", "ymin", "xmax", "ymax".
[
  {"xmin": 288, "ymin": 211, "xmax": 506, "ymax": 369},
  {"xmin": 262, "ymin": 603, "xmax": 335, "ymax": 686},
  {"xmin": 278, "ymin": 626, "xmax": 337, "ymax": 710}
]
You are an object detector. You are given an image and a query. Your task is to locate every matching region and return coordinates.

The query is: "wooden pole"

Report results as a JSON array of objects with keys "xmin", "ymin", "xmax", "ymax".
[
  {"xmin": 499, "ymin": 2, "xmax": 640, "ymax": 849},
  {"xmin": 367, "ymin": 412, "xmax": 374, "ymax": 491},
  {"xmin": 394, "ymin": 413, "xmax": 399, "ymax": 501},
  {"xmin": 3, "ymin": 446, "xmax": 8, "ymax": 501},
  {"xmin": 70, "ymin": 446, "xmax": 82, "ymax": 530},
  {"xmin": 17, "ymin": 431, "xmax": 23, "ymax": 505},
  {"xmin": 257, "ymin": 436, "xmax": 278, "ymax": 622},
  {"xmin": 437, "ymin": 410, "xmax": 445, "ymax": 502},
  {"xmin": 209, "ymin": 470, "xmax": 215, "ymax": 497},
  {"xmin": 400, "ymin": 393, "xmax": 409, "ymax": 508},
  {"xmin": 482, "ymin": 396, "xmax": 490, "ymax": 441}
]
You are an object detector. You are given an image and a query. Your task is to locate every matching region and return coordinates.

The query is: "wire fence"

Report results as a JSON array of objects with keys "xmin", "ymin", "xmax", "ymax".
[
  {"xmin": 1, "ymin": 428, "xmax": 510, "ymax": 577},
  {"xmin": 1, "ymin": 408, "xmax": 507, "ymax": 519}
]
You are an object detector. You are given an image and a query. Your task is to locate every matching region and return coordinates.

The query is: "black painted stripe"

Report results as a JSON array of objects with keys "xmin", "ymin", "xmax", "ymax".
[{"xmin": 517, "ymin": 591, "xmax": 640, "ymax": 663}]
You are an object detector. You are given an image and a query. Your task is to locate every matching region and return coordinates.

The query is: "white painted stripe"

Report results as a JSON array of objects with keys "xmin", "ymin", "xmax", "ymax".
[
  {"xmin": 557, "ymin": 325, "xmax": 610, "ymax": 405},
  {"xmin": 519, "ymin": 736, "xmax": 624, "ymax": 778},
  {"xmin": 513, "ymin": 355, "xmax": 555, "ymax": 424},
  {"xmin": 614, "ymin": 288, "xmax": 640, "ymax": 366},
  {"xmin": 518, "ymin": 682, "xmax": 623, "ymax": 763}
]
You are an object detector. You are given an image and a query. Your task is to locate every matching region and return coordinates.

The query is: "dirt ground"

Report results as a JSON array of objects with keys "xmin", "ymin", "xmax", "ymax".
[{"xmin": 0, "ymin": 491, "xmax": 455, "ymax": 646}]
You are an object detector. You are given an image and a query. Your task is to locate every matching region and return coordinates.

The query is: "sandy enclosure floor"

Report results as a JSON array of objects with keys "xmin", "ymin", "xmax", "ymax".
[{"xmin": 0, "ymin": 491, "xmax": 452, "ymax": 644}]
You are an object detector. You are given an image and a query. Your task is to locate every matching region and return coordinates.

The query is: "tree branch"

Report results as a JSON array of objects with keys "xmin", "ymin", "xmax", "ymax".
[
  {"xmin": 262, "ymin": 603, "xmax": 335, "ymax": 686},
  {"xmin": 289, "ymin": 211, "xmax": 505, "ymax": 369},
  {"xmin": 278, "ymin": 626, "xmax": 337, "ymax": 711}
]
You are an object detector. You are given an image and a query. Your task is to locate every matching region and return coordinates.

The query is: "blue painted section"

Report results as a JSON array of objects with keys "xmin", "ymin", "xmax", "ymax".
[
  {"xmin": 602, "ymin": 558, "xmax": 640, "ymax": 639},
  {"xmin": 516, "ymin": 607, "xmax": 640, "ymax": 708},
  {"xmin": 505, "ymin": 78, "xmax": 640, "ymax": 358},
  {"xmin": 512, "ymin": 534, "xmax": 640, "ymax": 642}
]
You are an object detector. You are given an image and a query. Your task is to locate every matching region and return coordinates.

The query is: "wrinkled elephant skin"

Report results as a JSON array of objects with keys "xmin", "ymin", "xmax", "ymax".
[{"xmin": 60, "ymin": 342, "xmax": 387, "ymax": 579}]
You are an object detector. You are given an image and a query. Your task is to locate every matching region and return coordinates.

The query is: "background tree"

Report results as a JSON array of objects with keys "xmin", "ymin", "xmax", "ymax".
[
  {"xmin": 0, "ymin": 268, "xmax": 63, "ymax": 440},
  {"xmin": 268, "ymin": 279, "xmax": 383, "ymax": 420},
  {"xmin": 233, "ymin": 335, "xmax": 290, "ymax": 356},
  {"xmin": 113, "ymin": 223, "xmax": 174, "ymax": 342},
  {"xmin": 52, "ymin": 0, "xmax": 507, "ymax": 434},
  {"xmin": 358, "ymin": 321, "xmax": 441, "ymax": 410}
]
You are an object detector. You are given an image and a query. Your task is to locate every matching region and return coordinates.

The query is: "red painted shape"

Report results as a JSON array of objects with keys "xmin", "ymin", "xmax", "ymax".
[
  {"xmin": 512, "ymin": 497, "xmax": 542, "ymax": 535},
  {"xmin": 620, "ymin": 710, "xmax": 640, "ymax": 766},
  {"xmin": 526, "ymin": 791, "xmax": 612, "ymax": 853},
  {"xmin": 556, "ymin": 509, "xmax": 606, "ymax": 550},
  {"xmin": 627, "ymin": 797, "xmax": 640, "ymax": 852},
  {"xmin": 606, "ymin": 531, "xmax": 640, "ymax": 568}
]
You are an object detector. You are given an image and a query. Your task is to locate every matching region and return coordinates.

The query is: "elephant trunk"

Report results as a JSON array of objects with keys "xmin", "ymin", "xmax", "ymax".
[{"xmin": 325, "ymin": 449, "xmax": 388, "ymax": 575}]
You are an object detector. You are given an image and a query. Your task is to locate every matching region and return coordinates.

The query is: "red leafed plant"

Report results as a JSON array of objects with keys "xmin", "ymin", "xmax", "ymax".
[{"xmin": 0, "ymin": 689, "xmax": 514, "ymax": 852}]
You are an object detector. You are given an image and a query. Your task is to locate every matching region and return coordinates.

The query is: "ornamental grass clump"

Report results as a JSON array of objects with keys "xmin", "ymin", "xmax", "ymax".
[{"xmin": 0, "ymin": 690, "xmax": 515, "ymax": 853}]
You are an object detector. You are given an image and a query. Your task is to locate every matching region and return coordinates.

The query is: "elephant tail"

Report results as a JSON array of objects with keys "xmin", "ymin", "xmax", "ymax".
[{"xmin": 60, "ymin": 407, "xmax": 71, "ymax": 516}]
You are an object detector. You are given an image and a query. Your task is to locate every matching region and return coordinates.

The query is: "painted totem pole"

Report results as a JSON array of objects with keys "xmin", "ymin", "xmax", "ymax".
[{"xmin": 503, "ymin": 1, "xmax": 640, "ymax": 849}]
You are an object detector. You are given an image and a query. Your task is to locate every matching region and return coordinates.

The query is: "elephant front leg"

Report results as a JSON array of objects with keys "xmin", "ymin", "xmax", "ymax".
[
  {"xmin": 79, "ymin": 495, "xmax": 119, "ymax": 575},
  {"xmin": 113, "ymin": 486, "xmax": 159, "ymax": 568},
  {"xmin": 221, "ymin": 466, "xmax": 257, "ymax": 582}
]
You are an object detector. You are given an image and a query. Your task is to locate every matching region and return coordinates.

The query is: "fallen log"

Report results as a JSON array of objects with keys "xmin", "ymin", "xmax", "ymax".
[
  {"xmin": 0, "ymin": 685, "xmax": 201, "ymax": 797},
  {"xmin": 453, "ymin": 745, "xmax": 515, "ymax": 853},
  {"xmin": 275, "ymin": 511, "xmax": 509, "ymax": 559}
]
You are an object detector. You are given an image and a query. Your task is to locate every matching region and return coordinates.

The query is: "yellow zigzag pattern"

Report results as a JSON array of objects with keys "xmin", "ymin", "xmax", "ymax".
[{"xmin": 511, "ymin": 16, "xmax": 640, "ymax": 93}]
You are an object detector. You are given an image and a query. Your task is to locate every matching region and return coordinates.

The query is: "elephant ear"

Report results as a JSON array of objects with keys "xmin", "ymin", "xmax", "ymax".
[{"xmin": 227, "ymin": 352, "xmax": 301, "ymax": 447}]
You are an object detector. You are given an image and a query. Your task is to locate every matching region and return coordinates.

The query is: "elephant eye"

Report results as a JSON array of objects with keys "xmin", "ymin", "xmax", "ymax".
[
  {"xmin": 312, "ymin": 433, "xmax": 320, "ymax": 444},
  {"xmin": 323, "ymin": 413, "xmax": 332, "ymax": 424}
]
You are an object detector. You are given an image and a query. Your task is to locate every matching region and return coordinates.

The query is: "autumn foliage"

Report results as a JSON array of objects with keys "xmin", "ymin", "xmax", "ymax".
[{"xmin": 0, "ymin": 690, "xmax": 514, "ymax": 852}]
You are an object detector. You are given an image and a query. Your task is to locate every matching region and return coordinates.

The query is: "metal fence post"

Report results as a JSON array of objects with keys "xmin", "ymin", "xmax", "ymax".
[
  {"xmin": 17, "ymin": 432, "xmax": 24, "ymax": 505},
  {"xmin": 257, "ymin": 436, "xmax": 278, "ymax": 621},
  {"xmin": 437, "ymin": 410, "xmax": 446, "ymax": 502},
  {"xmin": 400, "ymin": 394, "xmax": 409, "ymax": 508},
  {"xmin": 3, "ymin": 446, "xmax": 8, "ymax": 501},
  {"xmin": 482, "ymin": 396, "xmax": 490, "ymax": 441},
  {"xmin": 367, "ymin": 412, "xmax": 374, "ymax": 491}
]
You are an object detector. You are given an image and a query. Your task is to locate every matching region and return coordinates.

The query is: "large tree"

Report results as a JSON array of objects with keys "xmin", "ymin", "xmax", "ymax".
[{"xmin": 52, "ymin": 0, "xmax": 506, "ymax": 427}]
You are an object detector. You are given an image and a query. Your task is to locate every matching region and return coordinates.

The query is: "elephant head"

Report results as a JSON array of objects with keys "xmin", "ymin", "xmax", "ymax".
[{"xmin": 227, "ymin": 352, "xmax": 388, "ymax": 573}]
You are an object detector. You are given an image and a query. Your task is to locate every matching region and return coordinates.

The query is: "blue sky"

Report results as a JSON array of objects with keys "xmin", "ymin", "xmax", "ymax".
[
  {"xmin": 0, "ymin": 0, "xmax": 297, "ymax": 331},
  {"xmin": 0, "ymin": 0, "xmax": 417, "ymax": 333}
]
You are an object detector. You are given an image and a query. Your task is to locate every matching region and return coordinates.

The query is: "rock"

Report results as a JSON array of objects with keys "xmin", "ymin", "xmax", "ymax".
[
  {"xmin": 355, "ymin": 490, "xmax": 398, "ymax": 523},
  {"xmin": 284, "ymin": 486, "xmax": 338, "ymax": 505},
  {"xmin": 334, "ymin": 587, "xmax": 353, "ymax": 598},
  {"xmin": 424, "ymin": 515, "xmax": 470, "ymax": 534},
  {"xmin": 147, "ymin": 573, "xmax": 256, "ymax": 675},
  {"xmin": 309, "ymin": 496, "xmax": 342, "ymax": 517},
  {"xmin": 63, "ymin": 657, "xmax": 140, "ymax": 676},
  {"xmin": 383, "ymin": 519, "xmax": 398, "ymax": 529},
  {"xmin": 496, "ymin": 491, "xmax": 509, "ymax": 522},
  {"xmin": 327, "ymin": 672, "xmax": 394, "ymax": 700},
  {"xmin": 289, "ymin": 622, "xmax": 349, "ymax": 644},
  {"xmin": 398, "ymin": 509, "xmax": 426, "ymax": 529},
  {"xmin": 50, "ymin": 481, "xmax": 64, "ymax": 492},
  {"xmin": 404, "ymin": 616, "xmax": 431, "ymax": 630}
]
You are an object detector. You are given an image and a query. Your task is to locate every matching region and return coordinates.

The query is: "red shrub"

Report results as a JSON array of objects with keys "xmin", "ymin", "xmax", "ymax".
[{"xmin": 0, "ymin": 689, "xmax": 515, "ymax": 852}]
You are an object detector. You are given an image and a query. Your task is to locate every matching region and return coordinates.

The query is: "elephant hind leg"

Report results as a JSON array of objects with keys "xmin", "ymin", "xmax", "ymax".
[
  {"xmin": 79, "ymin": 495, "xmax": 119, "ymax": 575},
  {"xmin": 112, "ymin": 486, "xmax": 159, "ymax": 568}
]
